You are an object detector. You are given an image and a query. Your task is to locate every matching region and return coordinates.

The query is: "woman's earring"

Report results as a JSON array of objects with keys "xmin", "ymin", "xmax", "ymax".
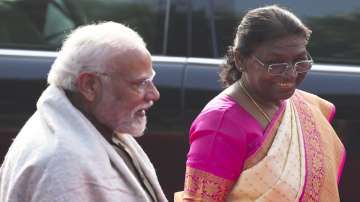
[{"xmin": 234, "ymin": 52, "xmax": 246, "ymax": 72}]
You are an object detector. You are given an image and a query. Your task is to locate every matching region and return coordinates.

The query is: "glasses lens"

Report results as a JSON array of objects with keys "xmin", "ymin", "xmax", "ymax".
[
  {"xmin": 268, "ymin": 63, "xmax": 288, "ymax": 74},
  {"xmin": 295, "ymin": 61, "xmax": 312, "ymax": 73}
]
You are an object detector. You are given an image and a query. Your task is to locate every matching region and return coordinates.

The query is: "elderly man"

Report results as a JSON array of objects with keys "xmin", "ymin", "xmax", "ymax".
[{"xmin": 0, "ymin": 22, "xmax": 167, "ymax": 202}]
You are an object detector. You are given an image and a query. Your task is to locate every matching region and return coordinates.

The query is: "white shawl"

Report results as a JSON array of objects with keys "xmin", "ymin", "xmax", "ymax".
[{"xmin": 0, "ymin": 85, "xmax": 168, "ymax": 202}]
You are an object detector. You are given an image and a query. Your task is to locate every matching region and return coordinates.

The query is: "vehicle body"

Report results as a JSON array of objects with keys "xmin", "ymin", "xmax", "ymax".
[
  {"xmin": 1, "ymin": 0, "xmax": 360, "ymax": 201},
  {"xmin": 1, "ymin": 49, "xmax": 360, "ymax": 200}
]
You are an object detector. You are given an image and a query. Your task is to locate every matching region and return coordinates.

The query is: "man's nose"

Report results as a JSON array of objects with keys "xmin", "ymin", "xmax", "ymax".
[{"xmin": 145, "ymin": 82, "xmax": 160, "ymax": 102}]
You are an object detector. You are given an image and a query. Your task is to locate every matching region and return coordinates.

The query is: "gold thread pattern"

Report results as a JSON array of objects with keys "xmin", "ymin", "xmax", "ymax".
[
  {"xmin": 293, "ymin": 92, "xmax": 325, "ymax": 202},
  {"xmin": 183, "ymin": 166, "xmax": 235, "ymax": 201}
]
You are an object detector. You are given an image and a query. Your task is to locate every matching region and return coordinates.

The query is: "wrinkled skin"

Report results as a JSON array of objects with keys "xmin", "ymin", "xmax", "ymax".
[
  {"xmin": 240, "ymin": 35, "xmax": 309, "ymax": 107},
  {"xmin": 92, "ymin": 48, "xmax": 160, "ymax": 137}
]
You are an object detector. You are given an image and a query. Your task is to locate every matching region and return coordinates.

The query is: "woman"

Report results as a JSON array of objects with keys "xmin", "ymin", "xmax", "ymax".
[{"xmin": 176, "ymin": 5, "xmax": 346, "ymax": 202}]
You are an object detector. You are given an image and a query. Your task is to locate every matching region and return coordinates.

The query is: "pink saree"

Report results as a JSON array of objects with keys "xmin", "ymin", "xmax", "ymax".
[{"xmin": 175, "ymin": 90, "xmax": 345, "ymax": 202}]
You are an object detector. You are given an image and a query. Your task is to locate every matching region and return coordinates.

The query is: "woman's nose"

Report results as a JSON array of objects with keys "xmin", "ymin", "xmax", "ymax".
[{"xmin": 283, "ymin": 64, "xmax": 298, "ymax": 78}]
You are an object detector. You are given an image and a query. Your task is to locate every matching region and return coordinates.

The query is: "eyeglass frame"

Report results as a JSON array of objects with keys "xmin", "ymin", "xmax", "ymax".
[
  {"xmin": 252, "ymin": 52, "xmax": 313, "ymax": 75},
  {"xmin": 93, "ymin": 69, "xmax": 157, "ymax": 93}
]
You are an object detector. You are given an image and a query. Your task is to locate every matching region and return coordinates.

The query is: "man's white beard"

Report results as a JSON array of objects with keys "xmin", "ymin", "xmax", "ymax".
[
  {"xmin": 129, "ymin": 116, "xmax": 147, "ymax": 137},
  {"xmin": 115, "ymin": 116, "xmax": 147, "ymax": 138}
]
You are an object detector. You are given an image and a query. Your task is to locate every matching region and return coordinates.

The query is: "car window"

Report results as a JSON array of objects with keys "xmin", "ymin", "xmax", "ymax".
[
  {"xmin": 206, "ymin": 1, "xmax": 360, "ymax": 64},
  {"xmin": 0, "ymin": 0, "xmax": 359, "ymax": 65},
  {"xmin": 0, "ymin": 0, "xmax": 167, "ymax": 52}
]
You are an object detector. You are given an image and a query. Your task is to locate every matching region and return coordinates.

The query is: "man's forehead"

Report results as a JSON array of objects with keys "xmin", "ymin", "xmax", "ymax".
[
  {"xmin": 111, "ymin": 47, "xmax": 148, "ymax": 62},
  {"xmin": 109, "ymin": 51, "xmax": 153, "ymax": 78}
]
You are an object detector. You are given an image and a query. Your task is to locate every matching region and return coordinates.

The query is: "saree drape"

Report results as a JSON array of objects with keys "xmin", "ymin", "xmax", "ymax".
[{"xmin": 176, "ymin": 90, "xmax": 345, "ymax": 202}]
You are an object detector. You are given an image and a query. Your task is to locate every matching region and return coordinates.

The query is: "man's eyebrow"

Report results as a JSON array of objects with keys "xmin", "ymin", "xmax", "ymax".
[{"xmin": 134, "ymin": 70, "xmax": 156, "ymax": 81}]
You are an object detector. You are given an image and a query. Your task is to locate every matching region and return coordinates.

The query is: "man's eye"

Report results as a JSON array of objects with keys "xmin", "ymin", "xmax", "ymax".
[
  {"xmin": 134, "ymin": 79, "xmax": 151, "ymax": 89},
  {"xmin": 139, "ymin": 80, "xmax": 148, "ymax": 87},
  {"xmin": 133, "ymin": 80, "xmax": 145, "ymax": 87}
]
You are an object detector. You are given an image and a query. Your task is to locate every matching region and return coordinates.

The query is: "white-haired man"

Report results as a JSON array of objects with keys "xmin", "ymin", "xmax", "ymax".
[{"xmin": 0, "ymin": 22, "xmax": 167, "ymax": 202}]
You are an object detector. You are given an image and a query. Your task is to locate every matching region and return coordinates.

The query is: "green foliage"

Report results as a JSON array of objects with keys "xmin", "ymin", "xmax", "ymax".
[{"xmin": 307, "ymin": 11, "xmax": 360, "ymax": 64}]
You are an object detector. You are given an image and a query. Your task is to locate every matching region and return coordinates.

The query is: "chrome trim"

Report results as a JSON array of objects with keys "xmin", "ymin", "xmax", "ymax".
[
  {"xmin": 0, "ymin": 49, "xmax": 58, "ymax": 58},
  {"xmin": 1, "ymin": 49, "xmax": 360, "ymax": 74},
  {"xmin": 152, "ymin": 55, "xmax": 187, "ymax": 63},
  {"xmin": 311, "ymin": 64, "xmax": 360, "ymax": 74}
]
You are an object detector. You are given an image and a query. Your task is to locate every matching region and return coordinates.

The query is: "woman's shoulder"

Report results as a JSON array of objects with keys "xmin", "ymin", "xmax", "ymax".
[
  {"xmin": 293, "ymin": 89, "xmax": 335, "ymax": 122},
  {"xmin": 189, "ymin": 93, "xmax": 255, "ymax": 142},
  {"xmin": 193, "ymin": 93, "xmax": 244, "ymax": 125},
  {"xmin": 202, "ymin": 92, "xmax": 239, "ymax": 112}
]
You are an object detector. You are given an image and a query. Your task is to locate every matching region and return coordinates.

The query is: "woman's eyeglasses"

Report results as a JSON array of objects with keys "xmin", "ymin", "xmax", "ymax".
[{"xmin": 252, "ymin": 53, "xmax": 313, "ymax": 75}]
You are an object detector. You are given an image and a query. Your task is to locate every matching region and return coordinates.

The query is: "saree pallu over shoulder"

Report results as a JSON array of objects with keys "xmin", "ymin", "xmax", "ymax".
[
  {"xmin": 292, "ymin": 90, "xmax": 345, "ymax": 202},
  {"xmin": 227, "ymin": 90, "xmax": 345, "ymax": 202},
  {"xmin": 227, "ymin": 100, "xmax": 305, "ymax": 201},
  {"xmin": 178, "ymin": 90, "xmax": 345, "ymax": 202}
]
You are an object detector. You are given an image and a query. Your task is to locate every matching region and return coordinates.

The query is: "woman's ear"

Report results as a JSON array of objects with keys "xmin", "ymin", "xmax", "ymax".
[
  {"xmin": 75, "ymin": 72, "xmax": 101, "ymax": 102},
  {"xmin": 234, "ymin": 50, "xmax": 246, "ymax": 72}
]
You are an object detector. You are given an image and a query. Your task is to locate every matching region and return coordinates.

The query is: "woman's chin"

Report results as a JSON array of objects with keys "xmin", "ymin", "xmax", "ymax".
[{"xmin": 279, "ymin": 88, "xmax": 296, "ymax": 100}]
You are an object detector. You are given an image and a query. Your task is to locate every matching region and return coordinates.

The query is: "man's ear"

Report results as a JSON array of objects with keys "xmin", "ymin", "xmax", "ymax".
[
  {"xmin": 234, "ymin": 50, "xmax": 246, "ymax": 72},
  {"xmin": 75, "ymin": 72, "xmax": 101, "ymax": 102}
]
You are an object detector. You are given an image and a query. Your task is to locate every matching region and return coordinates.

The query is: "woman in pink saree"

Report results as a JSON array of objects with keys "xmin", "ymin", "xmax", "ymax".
[{"xmin": 175, "ymin": 5, "xmax": 345, "ymax": 202}]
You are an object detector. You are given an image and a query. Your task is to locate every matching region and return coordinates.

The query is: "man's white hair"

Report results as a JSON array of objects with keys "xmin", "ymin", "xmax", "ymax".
[{"xmin": 47, "ymin": 21, "xmax": 146, "ymax": 91}]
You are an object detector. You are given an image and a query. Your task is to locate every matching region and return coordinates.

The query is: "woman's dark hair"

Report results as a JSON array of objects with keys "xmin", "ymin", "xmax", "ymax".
[{"xmin": 219, "ymin": 5, "xmax": 312, "ymax": 87}]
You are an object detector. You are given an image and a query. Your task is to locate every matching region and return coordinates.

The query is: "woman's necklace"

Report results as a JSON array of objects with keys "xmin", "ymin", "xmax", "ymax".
[{"xmin": 238, "ymin": 81, "xmax": 272, "ymax": 122}]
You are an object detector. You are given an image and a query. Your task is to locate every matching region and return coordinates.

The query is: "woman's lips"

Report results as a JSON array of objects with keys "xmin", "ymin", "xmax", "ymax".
[
  {"xmin": 277, "ymin": 82, "xmax": 295, "ymax": 92},
  {"xmin": 278, "ymin": 82, "xmax": 293, "ymax": 88}
]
